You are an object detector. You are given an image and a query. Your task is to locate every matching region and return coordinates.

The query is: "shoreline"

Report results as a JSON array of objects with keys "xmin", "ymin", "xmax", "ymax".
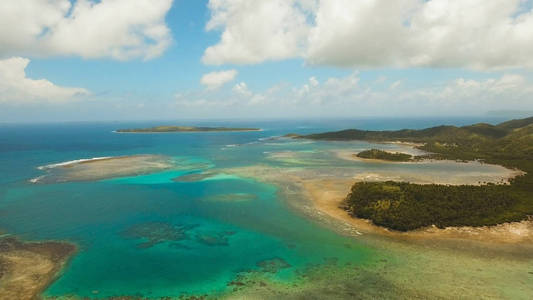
[{"xmin": 222, "ymin": 159, "xmax": 531, "ymax": 244}]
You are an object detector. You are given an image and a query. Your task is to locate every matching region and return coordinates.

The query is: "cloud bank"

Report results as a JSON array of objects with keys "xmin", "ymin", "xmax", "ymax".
[
  {"xmin": 0, "ymin": 57, "xmax": 89, "ymax": 102},
  {"xmin": 175, "ymin": 72, "xmax": 533, "ymax": 117},
  {"xmin": 204, "ymin": 0, "xmax": 533, "ymax": 70},
  {"xmin": 0, "ymin": 0, "xmax": 173, "ymax": 60}
]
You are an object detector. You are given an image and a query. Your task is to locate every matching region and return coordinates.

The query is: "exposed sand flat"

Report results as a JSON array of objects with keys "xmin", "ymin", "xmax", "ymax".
[
  {"xmin": 32, "ymin": 154, "xmax": 175, "ymax": 183},
  {"xmin": 334, "ymin": 149, "xmax": 523, "ymax": 185},
  {"xmin": 0, "ymin": 237, "xmax": 76, "ymax": 300}
]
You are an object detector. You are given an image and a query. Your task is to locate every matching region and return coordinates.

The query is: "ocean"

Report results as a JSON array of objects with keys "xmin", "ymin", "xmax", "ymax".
[{"xmin": 1, "ymin": 117, "xmax": 531, "ymax": 299}]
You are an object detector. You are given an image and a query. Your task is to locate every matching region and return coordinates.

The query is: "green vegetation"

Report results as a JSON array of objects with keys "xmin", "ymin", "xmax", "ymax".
[
  {"xmin": 345, "ymin": 182, "xmax": 518, "ymax": 231},
  {"xmin": 116, "ymin": 126, "xmax": 260, "ymax": 133},
  {"xmin": 302, "ymin": 116, "xmax": 533, "ymax": 231},
  {"xmin": 356, "ymin": 149, "xmax": 412, "ymax": 162}
]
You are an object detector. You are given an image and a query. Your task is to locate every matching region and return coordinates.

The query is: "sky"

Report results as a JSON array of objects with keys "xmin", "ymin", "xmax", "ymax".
[{"xmin": 1, "ymin": 0, "xmax": 533, "ymax": 122}]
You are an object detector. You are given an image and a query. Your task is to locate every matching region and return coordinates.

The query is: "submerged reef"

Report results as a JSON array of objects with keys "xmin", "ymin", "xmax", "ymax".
[
  {"xmin": 122, "ymin": 222, "xmax": 198, "ymax": 249},
  {"xmin": 217, "ymin": 255, "xmax": 421, "ymax": 299},
  {"xmin": 202, "ymin": 193, "xmax": 257, "ymax": 203},
  {"xmin": 195, "ymin": 231, "xmax": 236, "ymax": 247},
  {"xmin": 173, "ymin": 172, "xmax": 217, "ymax": 182},
  {"xmin": 255, "ymin": 257, "xmax": 292, "ymax": 273},
  {"xmin": 122, "ymin": 222, "xmax": 238, "ymax": 249}
]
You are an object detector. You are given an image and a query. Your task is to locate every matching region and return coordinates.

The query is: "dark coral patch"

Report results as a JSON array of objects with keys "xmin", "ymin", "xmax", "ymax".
[
  {"xmin": 256, "ymin": 257, "xmax": 291, "ymax": 273},
  {"xmin": 195, "ymin": 231, "xmax": 235, "ymax": 247},
  {"xmin": 122, "ymin": 222, "xmax": 198, "ymax": 249}
]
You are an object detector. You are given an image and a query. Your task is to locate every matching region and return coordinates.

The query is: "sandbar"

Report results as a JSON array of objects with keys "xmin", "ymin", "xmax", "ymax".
[{"xmin": 32, "ymin": 154, "xmax": 175, "ymax": 183}]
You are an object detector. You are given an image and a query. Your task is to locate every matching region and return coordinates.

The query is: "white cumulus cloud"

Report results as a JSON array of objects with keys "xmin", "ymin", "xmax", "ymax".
[
  {"xmin": 0, "ymin": 57, "xmax": 89, "ymax": 102},
  {"xmin": 204, "ymin": 0, "xmax": 533, "ymax": 70},
  {"xmin": 201, "ymin": 69, "xmax": 238, "ymax": 90},
  {"xmin": 0, "ymin": 0, "xmax": 173, "ymax": 60},
  {"xmin": 202, "ymin": 0, "xmax": 311, "ymax": 65}
]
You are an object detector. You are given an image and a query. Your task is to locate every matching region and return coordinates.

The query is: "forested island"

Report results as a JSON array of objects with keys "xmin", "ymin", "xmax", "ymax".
[
  {"xmin": 298, "ymin": 116, "xmax": 533, "ymax": 231},
  {"xmin": 344, "ymin": 182, "xmax": 516, "ymax": 231},
  {"xmin": 356, "ymin": 149, "xmax": 413, "ymax": 162},
  {"xmin": 116, "ymin": 126, "xmax": 260, "ymax": 133}
]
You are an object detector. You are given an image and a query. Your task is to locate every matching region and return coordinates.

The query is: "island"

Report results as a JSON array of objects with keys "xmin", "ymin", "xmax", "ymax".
[
  {"xmin": 355, "ymin": 149, "xmax": 413, "ymax": 162},
  {"xmin": 296, "ymin": 116, "xmax": 533, "ymax": 231},
  {"xmin": 116, "ymin": 126, "xmax": 260, "ymax": 133}
]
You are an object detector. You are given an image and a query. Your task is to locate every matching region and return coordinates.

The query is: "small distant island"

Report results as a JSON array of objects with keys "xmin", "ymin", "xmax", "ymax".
[
  {"xmin": 356, "ymin": 149, "xmax": 413, "ymax": 162},
  {"xmin": 116, "ymin": 126, "xmax": 260, "ymax": 133},
  {"xmin": 294, "ymin": 116, "xmax": 533, "ymax": 231}
]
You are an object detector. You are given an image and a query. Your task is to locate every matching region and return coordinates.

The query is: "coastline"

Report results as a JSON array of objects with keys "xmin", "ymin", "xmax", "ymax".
[{"xmin": 223, "ymin": 157, "xmax": 531, "ymax": 244}]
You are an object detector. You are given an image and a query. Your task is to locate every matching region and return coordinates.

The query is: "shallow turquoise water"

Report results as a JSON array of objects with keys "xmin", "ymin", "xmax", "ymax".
[
  {"xmin": 6, "ymin": 170, "xmax": 369, "ymax": 298},
  {"xmin": 0, "ymin": 118, "xmax": 514, "ymax": 298}
]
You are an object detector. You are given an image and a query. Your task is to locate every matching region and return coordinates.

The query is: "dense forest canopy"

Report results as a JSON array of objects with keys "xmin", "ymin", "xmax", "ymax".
[{"xmin": 356, "ymin": 149, "xmax": 412, "ymax": 162}]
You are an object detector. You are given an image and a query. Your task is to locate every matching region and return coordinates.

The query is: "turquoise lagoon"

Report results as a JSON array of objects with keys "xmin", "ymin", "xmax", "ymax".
[{"xmin": 1, "ymin": 118, "xmax": 532, "ymax": 299}]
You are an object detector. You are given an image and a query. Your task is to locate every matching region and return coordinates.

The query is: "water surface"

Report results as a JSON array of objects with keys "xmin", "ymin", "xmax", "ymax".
[{"xmin": 0, "ymin": 118, "xmax": 531, "ymax": 299}]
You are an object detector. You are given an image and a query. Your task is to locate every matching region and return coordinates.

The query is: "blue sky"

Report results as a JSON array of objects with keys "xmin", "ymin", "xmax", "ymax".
[{"xmin": 1, "ymin": 0, "xmax": 532, "ymax": 122}]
